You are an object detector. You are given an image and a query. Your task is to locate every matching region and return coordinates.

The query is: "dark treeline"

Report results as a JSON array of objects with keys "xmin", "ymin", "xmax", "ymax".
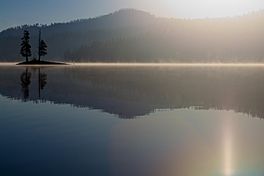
[{"xmin": 1, "ymin": 9, "xmax": 264, "ymax": 62}]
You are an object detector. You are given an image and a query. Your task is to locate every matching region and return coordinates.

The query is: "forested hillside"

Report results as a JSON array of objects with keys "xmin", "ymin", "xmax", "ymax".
[{"xmin": 1, "ymin": 9, "xmax": 264, "ymax": 62}]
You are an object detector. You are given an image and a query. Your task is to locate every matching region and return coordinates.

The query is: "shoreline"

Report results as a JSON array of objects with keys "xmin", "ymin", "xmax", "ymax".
[{"xmin": 2, "ymin": 62, "xmax": 264, "ymax": 67}]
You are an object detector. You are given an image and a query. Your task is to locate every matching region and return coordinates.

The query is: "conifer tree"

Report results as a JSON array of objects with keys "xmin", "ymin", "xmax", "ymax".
[
  {"xmin": 38, "ymin": 29, "xmax": 48, "ymax": 61},
  {"xmin": 20, "ymin": 30, "xmax": 32, "ymax": 62},
  {"xmin": 39, "ymin": 40, "xmax": 48, "ymax": 61}
]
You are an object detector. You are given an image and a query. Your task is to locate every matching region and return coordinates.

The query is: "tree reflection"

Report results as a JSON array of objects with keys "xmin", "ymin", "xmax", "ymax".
[
  {"xmin": 10, "ymin": 67, "xmax": 264, "ymax": 119},
  {"xmin": 20, "ymin": 68, "xmax": 47, "ymax": 101},
  {"xmin": 38, "ymin": 68, "xmax": 47, "ymax": 99},
  {"xmin": 20, "ymin": 68, "xmax": 31, "ymax": 101}
]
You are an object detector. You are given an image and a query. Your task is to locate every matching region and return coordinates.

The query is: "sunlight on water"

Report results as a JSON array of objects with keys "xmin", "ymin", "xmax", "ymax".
[
  {"xmin": 224, "ymin": 134, "xmax": 233, "ymax": 176},
  {"xmin": 223, "ymin": 119, "xmax": 234, "ymax": 176}
]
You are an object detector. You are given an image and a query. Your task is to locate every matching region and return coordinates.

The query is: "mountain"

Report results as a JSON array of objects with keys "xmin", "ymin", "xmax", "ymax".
[{"xmin": 1, "ymin": 9, "xmax": 264, "ymax": 62}]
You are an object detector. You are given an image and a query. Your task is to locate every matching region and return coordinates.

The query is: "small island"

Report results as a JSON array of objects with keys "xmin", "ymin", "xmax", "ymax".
[
  {"xmin": 17, "ymin": 60, "xmax": 67, "ymax": 65},
  {"xmin": 17, "ymin": 29, "xmax": 67, "ymax": 65}
]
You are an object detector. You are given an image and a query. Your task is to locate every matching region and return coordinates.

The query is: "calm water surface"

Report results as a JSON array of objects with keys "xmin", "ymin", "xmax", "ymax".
[{"xmin": 0, "ymin": 66, "xmax": 264, "ymax": 176}]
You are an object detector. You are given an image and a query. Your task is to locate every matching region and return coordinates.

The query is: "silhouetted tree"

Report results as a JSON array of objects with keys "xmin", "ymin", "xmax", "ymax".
[
  {"xmin": 20, "ymin": 30, "xmax": 32, "ymax": 62},
  {"xmin": 38, "ymin": 30, "xmax": 48, "ymax": 61},
  {"xmin": 39, "ymin": 40, "xmax": 47, "ymax": 60}
]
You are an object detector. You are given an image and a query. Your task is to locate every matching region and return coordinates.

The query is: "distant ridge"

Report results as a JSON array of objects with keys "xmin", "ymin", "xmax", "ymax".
[{"xmin": 1, "ymin": 9, "xmax": 264, "ymax": 62}]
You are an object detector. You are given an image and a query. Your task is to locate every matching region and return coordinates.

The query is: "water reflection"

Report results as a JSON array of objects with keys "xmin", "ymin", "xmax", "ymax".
[
  {"xmin": 38, "ymin": 68, "xmax": 48, "ymax": 98},
  {"xmin": 1, "ymin": 66, "xmax": 264, "ymax": 176},
  {"xmin": 1, "ymin": 66, "xmax": 264, "ymax": 118},
  {"xmin": 19, "ymin": 68, "xmax": 47, "ymax": 101}
]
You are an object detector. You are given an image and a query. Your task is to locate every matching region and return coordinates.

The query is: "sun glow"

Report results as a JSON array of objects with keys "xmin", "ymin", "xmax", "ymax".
[{"xmin": 165, "ymin": 0, "xmax": 263, "ymax": 18}]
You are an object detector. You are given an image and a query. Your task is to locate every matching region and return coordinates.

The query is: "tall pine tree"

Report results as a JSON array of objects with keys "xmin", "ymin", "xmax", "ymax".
[
  {"xmin": 20, "ymin": 30, "xmax": 32, "ymax": 62},
  {"xmin": 39, "ymin": 40, "xmax": 48, "ymax": 61}
]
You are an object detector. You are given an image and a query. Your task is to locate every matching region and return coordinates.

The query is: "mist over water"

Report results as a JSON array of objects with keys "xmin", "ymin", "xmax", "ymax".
[{"xmin": 4, "ymin": 62, "xmax": 264, "ymax": 67}]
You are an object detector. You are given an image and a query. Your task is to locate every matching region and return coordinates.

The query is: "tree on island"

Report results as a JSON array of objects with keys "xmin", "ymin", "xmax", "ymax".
[
  {"xmin": 38, "ymin": 30, "xmax": 48, "ymax": 61},
  {"xmin": 20, "ymin": 30, "xmax": 32, "ymax": 62}
]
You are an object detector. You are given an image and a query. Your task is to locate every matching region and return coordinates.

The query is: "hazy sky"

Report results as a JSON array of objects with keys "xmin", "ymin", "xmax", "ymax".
[{"xmin": 1, "ymin": 0, "xmax": 263, "ymax": 31}]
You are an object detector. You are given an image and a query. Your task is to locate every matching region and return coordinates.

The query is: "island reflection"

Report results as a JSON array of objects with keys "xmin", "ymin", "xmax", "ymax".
[{"xmin": 0, "ymin": 66, "xmax": 264, "ymax": 118}]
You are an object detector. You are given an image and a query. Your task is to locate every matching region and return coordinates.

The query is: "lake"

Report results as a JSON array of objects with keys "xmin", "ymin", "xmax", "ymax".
[{"xmin": 0, "ymin": 65, "xmax": 264, "ymax": 176}]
